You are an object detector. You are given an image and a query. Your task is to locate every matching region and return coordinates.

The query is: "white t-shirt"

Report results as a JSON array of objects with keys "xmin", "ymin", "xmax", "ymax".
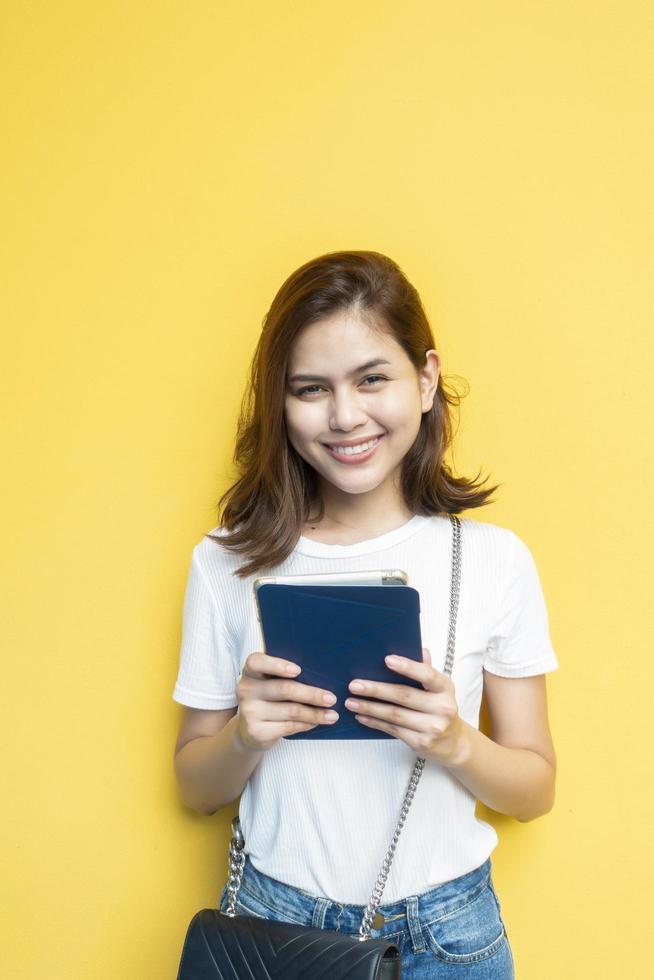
[{"xmin": 172, "ymin": 513, "xmax": 559, "ymax": 904}]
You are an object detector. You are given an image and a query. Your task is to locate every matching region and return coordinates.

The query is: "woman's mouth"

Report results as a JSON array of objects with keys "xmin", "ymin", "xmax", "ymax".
[{"xmin": 321, "ymin": 435, "xmax": 384, "ymax": 465}]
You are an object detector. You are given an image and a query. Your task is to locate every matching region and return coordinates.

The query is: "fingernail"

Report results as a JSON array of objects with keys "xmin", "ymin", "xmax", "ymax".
[
  {"xmin": 350, "ymin": 681, "xmax": 365, "ymax": 692},
  {"xmin": 286, "ymin": 664, "xmax": 300, "ymax": 673},
  {"xmin": 386, "ymin": 655, "xmax": 400, "ymax": 664}
]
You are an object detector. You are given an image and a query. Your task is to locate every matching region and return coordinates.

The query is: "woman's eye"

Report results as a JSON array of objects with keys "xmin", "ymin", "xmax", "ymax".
[{"xmin": 295, "ymin": 376, "xmax": 387, "ymax": 397}]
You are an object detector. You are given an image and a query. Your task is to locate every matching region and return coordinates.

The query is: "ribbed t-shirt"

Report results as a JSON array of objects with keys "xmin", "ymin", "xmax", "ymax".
[{"xmin": 172, "ymin": 514, "xmax": 559, "ymax": 904}]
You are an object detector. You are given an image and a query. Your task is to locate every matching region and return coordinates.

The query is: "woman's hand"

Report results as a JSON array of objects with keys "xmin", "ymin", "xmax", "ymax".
[
  {"xmin": 235, "ymin": 652, "xmax": 339, "ymax": 752},
  {"xmin": 344, "ymin": 647, "xmax": 469, "ymax": 765}
]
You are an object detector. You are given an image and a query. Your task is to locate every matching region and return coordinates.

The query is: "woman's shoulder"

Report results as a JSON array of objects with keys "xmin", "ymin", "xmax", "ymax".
[
  {"xmin": 190, "ymin": 525, "xmax": 245, "ymax": 579},
  {"xmin": 455, "ymin": 514, "xmax": 525, "ymax": 555},
  {"xmin": 204, "ymin": 524, "xmax": 231, "ymax": 542},
  {"xmin": 456, "ymin": 515, "xmax": 543, "ymax": 575}
]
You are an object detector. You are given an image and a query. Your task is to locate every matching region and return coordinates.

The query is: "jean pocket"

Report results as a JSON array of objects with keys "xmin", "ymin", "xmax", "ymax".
[
  {"xmin": 234, "ymin": 896, "xmax": 267, "ymax": 919},
  {"xmin": 423, "ymin": 881, "xmax": 508, "ymax": 964},
  {"xmin": 220, "ymin": 883, "xmax": 309, "ymax": 926},
  {"xmin": 218, "ymin": 886, "xmax": 267, "ymax": 919}
]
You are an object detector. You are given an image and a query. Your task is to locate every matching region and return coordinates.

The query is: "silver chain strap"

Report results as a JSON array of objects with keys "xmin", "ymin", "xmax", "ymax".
[{"xmin": 224, "ymin": 513, "xmax": 463, "ymax": 943}]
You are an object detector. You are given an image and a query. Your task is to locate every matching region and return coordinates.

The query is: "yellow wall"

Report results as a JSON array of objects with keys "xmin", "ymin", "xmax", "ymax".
[{"xmin": 2, "ymin": 2, "xmax": 651, "ymax": 977}]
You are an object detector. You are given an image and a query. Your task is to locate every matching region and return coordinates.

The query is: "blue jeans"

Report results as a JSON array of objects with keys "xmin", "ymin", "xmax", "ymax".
[{"xmin": 218, "ymin": 854, "xmax": 514, "ymax": 978}]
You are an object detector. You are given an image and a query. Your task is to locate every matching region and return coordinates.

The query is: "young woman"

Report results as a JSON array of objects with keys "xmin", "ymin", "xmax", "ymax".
[{"xmin": 172, "ymin": 250, "xmax": 558, "ymax": 978}]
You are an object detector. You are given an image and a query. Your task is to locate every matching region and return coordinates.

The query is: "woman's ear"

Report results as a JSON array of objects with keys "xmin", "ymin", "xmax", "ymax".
[{"xmin": 419, "ymin": 349, "xmax": 440, "ymax": 413}]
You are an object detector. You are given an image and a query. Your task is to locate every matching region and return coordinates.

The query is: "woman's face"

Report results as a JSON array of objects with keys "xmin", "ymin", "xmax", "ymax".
[{"xmin": 284, "ymin": 310, "xmax": 440, "ymax": 504}]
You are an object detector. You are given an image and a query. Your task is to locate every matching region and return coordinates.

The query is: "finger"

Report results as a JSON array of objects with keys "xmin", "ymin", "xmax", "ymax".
[
  {"xmin": 242, "ymin": 652, "xmax": 302, "ymax": 679},
  {"xmin": 348, "ymin": 679, "xmax": 434, "ymax": 711},
  {"xmin": 422, "ymin": 646, "xmax": 432, "ymax": 665},
  {"xmin": 380, "ymin": 654, "xmax": 452, "ymax": 693},
  {"xmin": 250, "ymin": 673, "xmax": 338, "ymax": 709},
  {"xmin": 354, "ymin": 714, "xmax": 408, "ymax": 741},
  {"xmin": 260, "ymin": 700, "xmax": 340, "ymax": 726},
  {"xmin": 345, "ymin": 696, "xmax": 438, "ymax": 733},
  {"xmin": 345, "ymin": 676, "xmax": 449, "ymax": 708}
]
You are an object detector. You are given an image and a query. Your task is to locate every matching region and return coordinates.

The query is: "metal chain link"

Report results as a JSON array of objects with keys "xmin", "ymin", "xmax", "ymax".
[
  {"xmin": 222, "ymin": 513, "xmax": 463, "ymax": 942},
  {"xmin": 223, "ymin": 818, "xmax": 245, "ymax": 916}
]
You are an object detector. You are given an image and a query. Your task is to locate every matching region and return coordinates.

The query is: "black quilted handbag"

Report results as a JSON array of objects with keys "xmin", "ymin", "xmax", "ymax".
[{"xmin": 177, "ymin": 514, "xmax": 462, "ymax": 980}]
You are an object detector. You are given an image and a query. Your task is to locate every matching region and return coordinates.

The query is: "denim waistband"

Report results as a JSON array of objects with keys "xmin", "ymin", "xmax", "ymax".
[{"xmin": 237, "ymin": 853, "xmax": 494, "ymax": 950}]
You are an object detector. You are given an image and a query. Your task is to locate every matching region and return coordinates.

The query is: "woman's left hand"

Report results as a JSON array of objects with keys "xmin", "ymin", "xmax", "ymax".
[{"xmin": 344, "ymin": 647, "xmax": 469, "ymax": 766}]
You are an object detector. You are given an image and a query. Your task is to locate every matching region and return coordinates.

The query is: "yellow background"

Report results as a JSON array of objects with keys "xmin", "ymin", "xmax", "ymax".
[{"xmin": 2, "ymin": 2, "xmax": 652, "ymax": 977}]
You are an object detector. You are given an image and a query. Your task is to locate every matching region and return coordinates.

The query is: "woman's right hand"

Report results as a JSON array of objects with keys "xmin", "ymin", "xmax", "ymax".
[{"xmin": 235, "ymin": 652, "xmax": 339, "ymax": 752}]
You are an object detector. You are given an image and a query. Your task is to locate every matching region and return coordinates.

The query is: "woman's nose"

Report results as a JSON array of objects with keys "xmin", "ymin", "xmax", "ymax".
[{"xmin": 328, "ymin": 391, "xmax": 369, "ymax": 431}]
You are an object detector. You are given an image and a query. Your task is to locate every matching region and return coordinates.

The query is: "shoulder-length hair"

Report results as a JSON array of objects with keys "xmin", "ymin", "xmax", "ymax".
[{"xmin": 208, "ymin": 249, "xmax": 500, "ymax": 577}]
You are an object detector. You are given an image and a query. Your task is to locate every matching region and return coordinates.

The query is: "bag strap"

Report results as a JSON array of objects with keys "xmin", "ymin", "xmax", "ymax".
[{"xmin": 225, "ymin": 513, "xmax": 463, "ymax": 943}]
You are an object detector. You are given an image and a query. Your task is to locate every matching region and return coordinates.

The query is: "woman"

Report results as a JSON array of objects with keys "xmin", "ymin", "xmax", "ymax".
[{"xmin": 173, "ymin": 250, "xmax": 558, "ymax": 977}]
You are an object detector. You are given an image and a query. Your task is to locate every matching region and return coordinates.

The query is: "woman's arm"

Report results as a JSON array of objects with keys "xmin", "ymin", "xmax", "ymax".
[
  {"xmin": 445, "ymin": 672, "xmax": 557, "ymax": 822},
  {"xmin": 174, "ymin": 706, "xmax": 265, "ymax": 815},
  {"xmin": 345, "ymin": 652, "xmax": 556, "ymax": 822}
]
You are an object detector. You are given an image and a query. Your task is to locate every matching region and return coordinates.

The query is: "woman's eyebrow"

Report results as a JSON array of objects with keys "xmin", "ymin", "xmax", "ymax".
[{"xmin": 287, "ymin": 358, "xmax": 391, "ymax": 384}]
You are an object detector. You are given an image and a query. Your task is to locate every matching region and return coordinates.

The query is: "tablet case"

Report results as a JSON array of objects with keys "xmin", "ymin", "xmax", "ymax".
[{"xmin": 255, "ymin": 584, "xmax": 423, "ymax": 740}]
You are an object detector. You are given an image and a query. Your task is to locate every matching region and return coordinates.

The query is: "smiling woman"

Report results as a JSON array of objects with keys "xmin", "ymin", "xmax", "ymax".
[
  {"xmin": 209, "ymin": 250, "xmax": 497, "ymax": 568},
  {"xmin": 283, "ymin": 310, "xmax": 440, "ymax": 502},
  {"xmin": 173, "ymin": 249, "xmax": 559, "ymax": 979}
]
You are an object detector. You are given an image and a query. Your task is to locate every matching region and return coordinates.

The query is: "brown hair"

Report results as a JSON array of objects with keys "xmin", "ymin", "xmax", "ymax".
[{"xmin": 208, "ymin": 249, "xmax": 500, "ymax": 577}]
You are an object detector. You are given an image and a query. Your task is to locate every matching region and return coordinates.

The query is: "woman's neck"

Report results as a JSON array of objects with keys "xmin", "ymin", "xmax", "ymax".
[{"xmin": 301, "ymin": 506, "xmax": 415, "ymax": 545}]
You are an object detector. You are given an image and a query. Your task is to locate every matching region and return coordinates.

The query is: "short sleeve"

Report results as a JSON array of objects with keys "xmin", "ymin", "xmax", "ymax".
[
  {"xmin": 172, "ymin": 547, "xmax": 240, "ymax": 709},
  {"xmin": 484, "ymin": 531, "xmax": 560, "ymax": 677}
]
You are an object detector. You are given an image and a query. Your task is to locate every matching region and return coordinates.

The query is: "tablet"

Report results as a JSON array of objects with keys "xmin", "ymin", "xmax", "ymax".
[{"xmin": 253, "ymin": 572, "xmax": 423, "ymax": 740}]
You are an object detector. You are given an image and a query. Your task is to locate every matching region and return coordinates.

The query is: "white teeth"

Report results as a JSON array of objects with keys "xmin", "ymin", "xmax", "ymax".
[{"xmin": 330, "ymin": 437, "xmax": 379, "ymax": 456}]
